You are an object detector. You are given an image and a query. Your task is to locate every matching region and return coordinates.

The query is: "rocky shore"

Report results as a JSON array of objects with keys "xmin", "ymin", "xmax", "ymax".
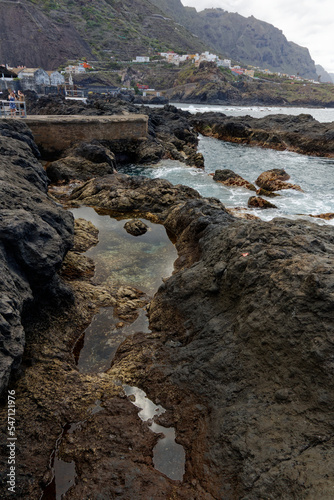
[
  {"xmin": 191, "ymin": 112, "xmax": 334, "ymax": 157},
  {"xmin": 1, "ymin": 101, "xmax": 334, "ymax": 499}
]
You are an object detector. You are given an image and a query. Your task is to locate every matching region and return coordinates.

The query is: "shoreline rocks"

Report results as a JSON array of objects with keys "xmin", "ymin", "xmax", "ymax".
[
  {"xmin": 0, "ymin": 120, "xmax": 74, "ymax": 395},
  {"xmin": 191, "ymin": 112, "xmax": 334, "ymax": 157},
  {"xmin": 213, "ymin": 169, "xmax": 257, "ymax": 191}
]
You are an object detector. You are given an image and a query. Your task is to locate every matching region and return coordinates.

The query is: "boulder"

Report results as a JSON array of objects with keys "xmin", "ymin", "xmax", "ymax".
[
  {"xmin": 46, "ymin": 140, "xmax": 117, "ymax": 183},
  {"xmin": 124, "ymin": 219, "xmax": 149, "ymax": 236},
  {"xmin": 213, "ymin": 169, "xmax": 256, "ymax": 191},
  {"xmin": 256, "ymin": 168, "xmax": 303, "ymax": 192},
  {"xmin": 248, "ymin": 196, "xmax": 278, "ymax": 209}
]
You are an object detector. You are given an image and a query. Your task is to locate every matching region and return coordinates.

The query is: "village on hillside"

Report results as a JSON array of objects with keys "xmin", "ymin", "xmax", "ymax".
[{"xmin": 0, "ymin": 49, "xmax": 326, "ymax": 99}]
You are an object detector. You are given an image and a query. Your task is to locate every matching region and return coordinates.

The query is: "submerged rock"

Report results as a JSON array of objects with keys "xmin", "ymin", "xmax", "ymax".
[{"xmin": 124, "ymin": 219, "xmax": 149, "ymax": 236}]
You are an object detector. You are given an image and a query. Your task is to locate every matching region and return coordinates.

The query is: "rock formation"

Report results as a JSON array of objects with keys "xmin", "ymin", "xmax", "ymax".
[
  {"xmin": 191, "ymin": 112, "xmax": 334, "ymax": 157},
  {"xmin": 256, "ymin": 168, "xmax": 303, "ymax": 192},
  {"xmin": 0, "ymin": 120, "xmax": 74, "ymax": 395},
  {"xmin": 25, "ymin": 94, "xmax": 204, "ymax": 169},
  {"xmin": 248, "ymin": 196, "xmax": 278, "ymax": 208},
  {"xmin": 213, "ymin": 169, "xmax": 256, "ymax": 191}
]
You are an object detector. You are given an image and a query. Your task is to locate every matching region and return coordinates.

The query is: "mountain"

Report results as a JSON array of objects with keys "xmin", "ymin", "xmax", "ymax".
[
  {"xmin": 0, "ymin": 0, "xmax": 207, "ymax": 69},
  {"xmin": 315, "ymin": 65, "xmax": 333, "ymax": 83},
  {"xmin": 150, "ymin": 0, "xmax": 319, "ymax": 79}
]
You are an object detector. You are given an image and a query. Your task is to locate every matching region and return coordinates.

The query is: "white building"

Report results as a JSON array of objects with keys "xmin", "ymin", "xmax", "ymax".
[
  {"xmin": 217, "ymin": 59, "xmax": 231, "ymax": 68},
  {"xmin": 17, "ymin": 68, "xmax": 50, "ymax": 85},
  {"xmin": 133, "ymin": 56, "xmax": 150, "ymax": 63},
  {"xmin": 47, "ymin": 71, "xmax": 65, "ymax": 86}
]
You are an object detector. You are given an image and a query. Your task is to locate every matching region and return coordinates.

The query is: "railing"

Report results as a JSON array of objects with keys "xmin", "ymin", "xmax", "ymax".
[
  {"xmin": 65, "ymin": 89, "xmax": 85, "ymax": 98},
  {"xmin": 0, "ymin": 99, "xmax": 27, "ymax": 118}
]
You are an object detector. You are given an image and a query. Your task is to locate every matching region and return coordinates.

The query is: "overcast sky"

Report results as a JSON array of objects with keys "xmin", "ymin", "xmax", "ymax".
[{"xmin": 181, "ymin": 0, "xmax": 334, "ymax": 73}]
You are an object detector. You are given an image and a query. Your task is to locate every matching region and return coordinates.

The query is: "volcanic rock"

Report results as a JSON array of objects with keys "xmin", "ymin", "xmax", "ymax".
[
  {"xmin": 248, "ymin": 196, "xmax": 278, "ymax": 209},
  {"xmin": 213, "ymin": 169, "xmax": 256, "ymax": 190},
  {"xmin": 46, "ymin": 140, "xmax": 117, "ymax": 183},
  {"xmin": 256, "ymin": 168, "xmax": 303, "ymax": 192},
  {"xmin": 191, "ymin": 112, "xmax": 334, "ymax": 158},
  {"xmin": 113, "ymin": 204, "xmax": 334, "ymax": 499},
  {"xmin": 69, "ymin": 173, "xmax": 212, "ymax": 219},
  {"xmin": 0, "ymin": 120, "xmax": 74, "ymax": 394},
  {"xmin": 124, "ymin": 219, "xmax": 149, "ymax": 236}
]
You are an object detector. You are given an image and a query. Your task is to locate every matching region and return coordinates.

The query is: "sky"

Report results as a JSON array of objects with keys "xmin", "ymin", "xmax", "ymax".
[{"xmin": 181, "ymin": 0, "xmax": 334, "ymax": 73}]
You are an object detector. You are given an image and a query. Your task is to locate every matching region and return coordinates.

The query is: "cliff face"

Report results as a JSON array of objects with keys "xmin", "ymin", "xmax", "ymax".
[
  {"xmin": 150, "ymin": 0, "xmax": 319, "ymax": 79},
  {"xmin": 0, "ymin": 1, "xmax": 93, "ymax": 69},
  {"xmin": 0, "ymin": 0, "xmax": 206, "ymax": 68}
]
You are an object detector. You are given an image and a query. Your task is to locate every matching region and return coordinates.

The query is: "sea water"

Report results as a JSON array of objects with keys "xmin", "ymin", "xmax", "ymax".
[{"xmin": 121, "ymin": 105, "xmax": 334, "ymax": 225}]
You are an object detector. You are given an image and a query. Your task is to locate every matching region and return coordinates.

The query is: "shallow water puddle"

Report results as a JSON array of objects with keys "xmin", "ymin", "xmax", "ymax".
[
  {"xmin": 74, "ymin": 306, "xmax": 151, "ymax": 373},
  {"xmin": 40, "ymin": 423, "xmax": 77, "ymax": 500},
  {"xmin": 69, "ymin": 206, "xmax": 177, "ymax": 373},
  {"xmin": 123, "ymin": 385, "xmax": 185, "ymax": 481},
  {"xmin": 41, "ymin": 401, "xmax": 103, "ymax": 499},
  {"xmin": 70, "ymin": 206, "xmax": 177, "ymax": 295}
]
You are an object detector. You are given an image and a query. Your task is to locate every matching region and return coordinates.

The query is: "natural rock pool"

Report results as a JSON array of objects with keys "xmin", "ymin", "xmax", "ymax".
[{"xmin": 69, "ymin": 206, "xmax": 177, "ymax": 371}]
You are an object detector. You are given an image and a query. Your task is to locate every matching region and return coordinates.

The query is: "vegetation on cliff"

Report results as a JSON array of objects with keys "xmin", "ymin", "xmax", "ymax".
[{"xmin": 0, "ymin": 0, "xmax": 207, "ymax": 68}]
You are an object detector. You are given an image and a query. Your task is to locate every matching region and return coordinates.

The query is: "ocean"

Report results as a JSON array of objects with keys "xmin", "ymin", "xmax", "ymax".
[{"xmin": 120, "ymin": 104, "xmax": 334, "ymax": 225}]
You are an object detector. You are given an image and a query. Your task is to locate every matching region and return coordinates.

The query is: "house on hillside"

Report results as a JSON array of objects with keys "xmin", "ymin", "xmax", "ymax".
[
  {"xmin": 217, "ymin": 59, "xmax": 231, "ymax": 68},
  {"xmin": 16, "ymin": 68, "xmax": 50, "ymax": 85},
  {"xmin": 133, "ymin": 56, "xmax": 150, "ymax": 63},
  {"xmin": 47, "ymin": 70, "xmax": 65, "ymax": 86}
]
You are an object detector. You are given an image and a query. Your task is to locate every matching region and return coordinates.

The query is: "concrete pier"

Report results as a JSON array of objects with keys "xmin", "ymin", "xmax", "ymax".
[{"xmin": 25, "ymin": 114, "xmax": 148, "ymax": 157}]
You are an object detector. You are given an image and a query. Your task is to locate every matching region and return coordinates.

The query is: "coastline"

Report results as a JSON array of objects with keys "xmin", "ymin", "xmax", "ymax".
[{"xmin": 1, "ymin": 96, "xmax": 334, "ymax": 499}]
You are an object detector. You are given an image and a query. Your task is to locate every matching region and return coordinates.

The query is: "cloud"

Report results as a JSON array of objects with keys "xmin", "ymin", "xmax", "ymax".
[{"xmin": 181, "ymin": 0, "xmax": 334, "ymax": 72}]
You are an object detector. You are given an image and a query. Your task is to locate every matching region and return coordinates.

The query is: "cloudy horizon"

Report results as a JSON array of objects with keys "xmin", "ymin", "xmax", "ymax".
[{"xmin": 181, "ymin": 0, "xmax": 334, "ymax": 74}]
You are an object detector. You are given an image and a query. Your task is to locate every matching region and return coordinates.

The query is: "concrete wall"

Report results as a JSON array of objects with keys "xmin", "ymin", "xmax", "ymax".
[{"xmin": 25, "ymin": 114, "xmax": 148, "ymax": 158}]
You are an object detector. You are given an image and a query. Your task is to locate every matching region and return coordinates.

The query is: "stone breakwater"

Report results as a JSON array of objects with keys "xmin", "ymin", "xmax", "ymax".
[{"xmin": 0, "ymin": 120, "xmax": 74, "ymax": 395}]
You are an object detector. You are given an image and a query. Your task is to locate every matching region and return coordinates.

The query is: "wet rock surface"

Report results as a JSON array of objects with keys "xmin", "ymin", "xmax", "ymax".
[
  {"xmin": 69, "ymin": 173, "xmax": 211, "ymax": 219},
  {"xmin": 256, "ymin": 168, "xmax": 303, "ymax": 192},
  {"xmin": 213, "ymin": 168, "xmax": 256, "ymax": 191},
  {"xmin": 114, "ymin": 205, "xmax": 334, "ymax": 499},
  {"xmin": 0, "ymin": 120, "xmax": 74, "ymax": 394},
  {"xmin": 124, "ymin": 219, "xmax": 149, "ymax": 236},
  {"xmin": 247, "ymin": 196, "xmax": 278, "ymax": 209},
  {"xmin": 191, "ymin": 112, "xmax": 334, "ymax": 157}
]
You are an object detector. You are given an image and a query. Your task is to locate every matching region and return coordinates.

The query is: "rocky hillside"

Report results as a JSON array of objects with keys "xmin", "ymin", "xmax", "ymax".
[
  {"xmin": 150, "ymin": 0, "xmax": 320, "ymax": 79},
  {"xmin": 0, "ymin": 0, "xmax": 206, "ymax": 69}
]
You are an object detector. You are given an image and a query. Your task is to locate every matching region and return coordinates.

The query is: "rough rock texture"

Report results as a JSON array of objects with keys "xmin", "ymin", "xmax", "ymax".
[
  {"xmin": 256, "ymin": 168, "xmax": 303, "ymax": 192},
  {"xmin": 112, "ymin": 202, "xmax": 334, "ymax": 499},
  {"xmin": 1, "ymin": 149, "xmax": 334, "ymax": 498},
  {"xmin": 213, "ymin": 169, "xmax": 256, "ymax": 191},
  {"xmin": 69, "ymin": 173, "xmax": 211, "ymax": 219},
  {"xmin": 0, "ymin": 120, "xmax": 74, "ymax": 394},
  {"xmin": 26, "ymin": 94, "xmax": 203, "ymax": 168},
  {"xmin": 45, "ymin": 140, "xmax": 117, "ymax": 183},
  {"xmin": 191, "ymin": 112, "xmax": 334, "ymax": 157},
  {"xmin": 248, "ymin": 196, "xmax": 278, "ymax": 209},
  {"xmin": 124, "ymin": 219, "xmax": 149, "ymax": 236}
]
